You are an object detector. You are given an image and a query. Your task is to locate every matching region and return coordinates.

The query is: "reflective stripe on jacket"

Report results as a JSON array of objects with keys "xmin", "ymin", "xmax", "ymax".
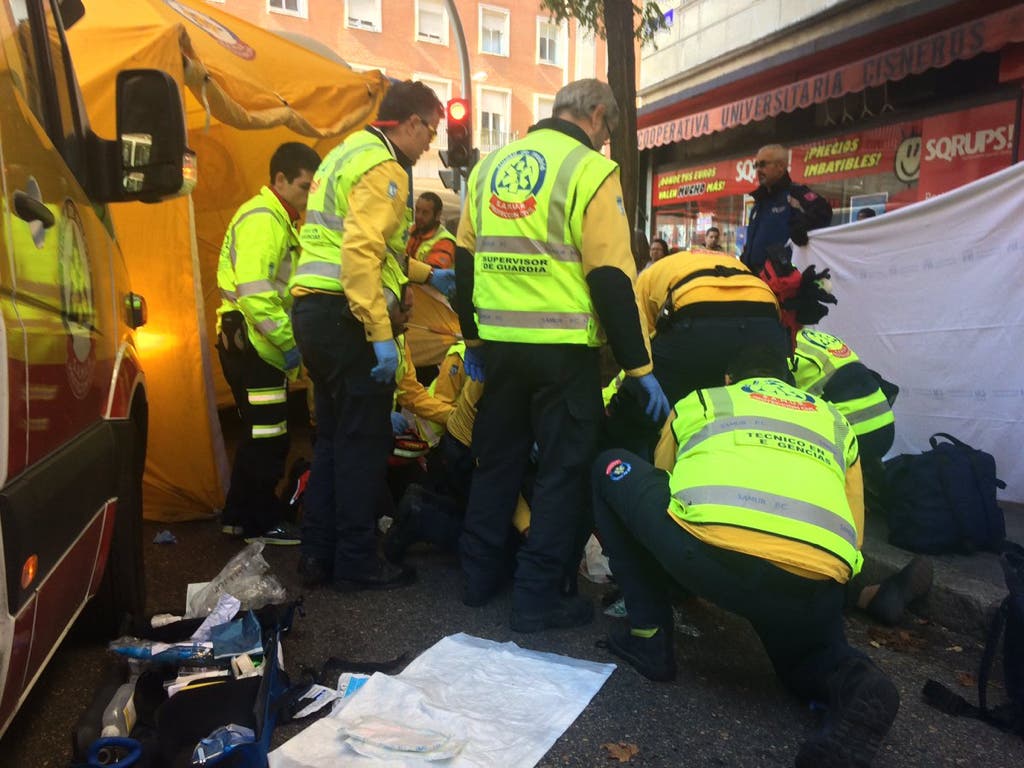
[
  {"xmin": 468, "ymin": 128, "xmax": 616, "ymax": 345},
  {"xmin": 216, "ymin": 186, "xmax": 297, "ymax": 372},
  {"xmin": 791, "ymin": 329, "xmax": 894, "ymax": 437},
  {"xmin": 414, "ymin": 341, "xmax": 466, "ymax": 447},
  {"xmin": 409, "ymin": 223, "xmax": 456, "ymax": 268},
  {"xmin": 668, "ymin": 378, "xmax": 863, "ymax": 578}
]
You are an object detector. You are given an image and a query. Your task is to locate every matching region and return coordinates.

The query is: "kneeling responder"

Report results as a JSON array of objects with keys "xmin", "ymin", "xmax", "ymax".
[{"xmin": 592, "ymin": 345, "xmax": 899, "ymax": 768}]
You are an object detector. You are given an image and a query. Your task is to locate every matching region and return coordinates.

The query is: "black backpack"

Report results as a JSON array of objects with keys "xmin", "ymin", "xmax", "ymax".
[
  {"xmin": 884, "ymin": 433, "xmax": 1006, "ymax": 554},
  {"xmin": 924, "ymin": 541, "xmax": 1024, "ymax": 737}
]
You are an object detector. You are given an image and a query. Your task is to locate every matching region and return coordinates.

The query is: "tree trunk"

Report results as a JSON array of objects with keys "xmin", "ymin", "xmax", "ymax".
[{"xmin": 603, "ymin": 0, "xmax": 638, "ymax": 237}]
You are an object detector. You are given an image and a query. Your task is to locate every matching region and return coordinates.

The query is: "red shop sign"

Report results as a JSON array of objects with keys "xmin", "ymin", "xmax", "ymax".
[
  {"xmin": 918, "ymin": 100, "xmax": 1017, "ymax": 198},
  {"xmin": 652, "ymin": 158, "xmax": 752, "ymax": 208},
  {"xmin": 789, "ymin": 122, "xmax": 920, "ymax": 184}
]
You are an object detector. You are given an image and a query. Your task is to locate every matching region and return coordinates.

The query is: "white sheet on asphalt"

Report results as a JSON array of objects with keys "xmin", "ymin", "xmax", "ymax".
[{"xmin": 269, "ymin": 632, "xmax": 615, "ymax": 767}]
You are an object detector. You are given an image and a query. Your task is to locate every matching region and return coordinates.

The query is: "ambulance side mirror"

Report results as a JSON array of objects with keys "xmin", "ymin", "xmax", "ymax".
[{"xmin": 113, "ymin": 70, "xmax": 196, "ymax": 203}]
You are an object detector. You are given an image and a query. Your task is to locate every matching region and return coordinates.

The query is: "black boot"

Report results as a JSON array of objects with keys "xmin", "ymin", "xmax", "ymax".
[
  {"xmin": 604, "ymin": 623, "xmax": 676, "ymax": 682},
  {"xmin": 509, "ymin": 595, "xmax": 594, "ymax": 633},
  {"xmin": 382, "ymin": 485, "xmax": 426, "ymax": 563},
  {"xmin": 865, "ymin": 556, "xmax": 933, "ymax": 626},
  {"xmin": 796, "ymin": 658, "xmax": 899, "ymax": 768}
]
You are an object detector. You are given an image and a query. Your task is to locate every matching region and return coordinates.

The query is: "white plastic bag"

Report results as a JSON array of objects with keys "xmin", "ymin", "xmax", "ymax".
[{"xmin": 186, "ymin": 542, "xmax": 287, "ymax": 617}]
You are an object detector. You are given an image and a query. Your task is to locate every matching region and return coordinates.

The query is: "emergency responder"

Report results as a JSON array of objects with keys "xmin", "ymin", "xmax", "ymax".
[
  {"xmin": 407, "ymin": 192, "xmax": 455, "ymax": 269},
  {"xmin": 383, "ymin": 340, "xmax": 532, "ymax": 567},
  {"xmin": 216, "ymin": 142, "xmax": 321, "ymax": 544},
  {"xmin": 790, "ymin": 328, "xmax": 895, "ymax": 464},
  {"xmin": 453, "ymin": 78, "xmax": 670, "ymax": 631},
  {"xmin": 789, "ymin": 328, "xmax": 931, "ymax": 624},
  {"xmin": 290, "ymin": 80, "xmax": 452, "ymax": 591},
  {"xmin": 605, "ymin": 248, "xmax": 788, "ymax": 458},
  {"xmin": 592, "ymin": 345, "xmax": 900, "ymax": 768},
  {"xmin": 385, "ymin": 280, "xmax": 456, "ymax": 442},
  {"xmin": 405, "ymin": 192, "xmax": 460, "ymax": 385}
]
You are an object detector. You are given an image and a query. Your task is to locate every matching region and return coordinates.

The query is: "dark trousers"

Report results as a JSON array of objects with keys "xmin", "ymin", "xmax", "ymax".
[
  {"xmin": 592, "ymin": 449, "xmax": 864, "ymax": 702},
  {"xmin": 652, "ymin": 313, "xmax": 790, "ymax": 402},
  {"xmin": 460, "ymin": 343, "xmax": 603, "ymax": 609},
  {"xmin": 605, "ymin": 313, "xmax": 790, "ymax": 460},
  {"xmin": 217, "ymin": 311, "xmax": 289, "ymax": 537},
  {"xmin": 292, "ymin": 294, "xmax": 394, "ymax": 580}
]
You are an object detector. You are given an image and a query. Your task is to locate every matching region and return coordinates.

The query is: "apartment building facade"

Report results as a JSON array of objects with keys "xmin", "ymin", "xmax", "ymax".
[
  {"xmin": 637, "ymin": 0, "xmax": 1024, "ymax": 255},
  {"xmin": 206, "ymin": 0, "xmax": 607, "ymax": 185}
]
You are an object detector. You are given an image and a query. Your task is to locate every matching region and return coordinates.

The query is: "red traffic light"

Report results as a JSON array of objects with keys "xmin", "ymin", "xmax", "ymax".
[{"xmin": 447, "ymin": 98, "xmax": 468, "ymax": 122}]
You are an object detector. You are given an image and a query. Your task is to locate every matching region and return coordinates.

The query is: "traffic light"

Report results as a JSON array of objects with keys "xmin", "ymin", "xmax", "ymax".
[{"xmin": 445, "ymin": 97, "xmax": 472, "ymax": 168}]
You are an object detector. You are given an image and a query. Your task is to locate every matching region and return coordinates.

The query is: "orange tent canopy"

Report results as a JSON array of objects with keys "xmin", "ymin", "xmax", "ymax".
[{"xmin": 68, "ymin": 0, "xmax": 386, "ymax": 520}]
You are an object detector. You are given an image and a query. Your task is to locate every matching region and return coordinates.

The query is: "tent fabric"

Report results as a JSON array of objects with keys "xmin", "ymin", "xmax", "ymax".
[
  {"xmin": 68, "ymin": 0, "xmax": 387, "ymax": 520},
  {"xmin": 796, "ymin": 161, "xmax": 1024, "ymax": 503}
]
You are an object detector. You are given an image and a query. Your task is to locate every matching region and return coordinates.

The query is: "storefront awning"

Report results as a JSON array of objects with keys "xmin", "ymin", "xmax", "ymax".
[{"xmin": 638, "ymin": 4, "xmax": 1024, "ymax": 151}]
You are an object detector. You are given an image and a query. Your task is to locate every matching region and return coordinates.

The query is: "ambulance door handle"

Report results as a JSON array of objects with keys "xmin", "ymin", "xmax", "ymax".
[{"xmin": 13, "ymin": 190, "xmax": 55, "ymax": 229}]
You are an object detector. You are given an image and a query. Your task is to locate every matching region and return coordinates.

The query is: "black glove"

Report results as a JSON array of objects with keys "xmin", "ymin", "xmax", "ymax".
[
  {"xmin": 764, "ymin": 244, "xmax": 795, "ymax": 276},
  {"xmin": 785, "ymin": 265, "xmax": 838, "ymax": 324},
  {"xmin": 789, "ymin": 216, "xmax": 810, "ymax": 246},
  {"xmin": 794, "ymin": 299, "xmax": 830, "ymax": 325},
  {"xmin": 800, "ymin": 264, "xmax": 829, "ymax": 288}
]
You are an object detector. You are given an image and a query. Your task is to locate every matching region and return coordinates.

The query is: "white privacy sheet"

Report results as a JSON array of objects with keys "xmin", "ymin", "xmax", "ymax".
[
  {"xmin": 796, "ymin": 162, "xmax": 1024, "ymax": 501},
  {"xmin": 269, "ymin": 633, "xmax": 615, "ymax": 767}
]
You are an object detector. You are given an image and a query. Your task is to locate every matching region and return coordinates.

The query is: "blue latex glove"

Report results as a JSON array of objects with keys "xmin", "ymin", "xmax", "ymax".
[
  {"xmin": 390, "ymin": 411, "xmax": 410, "ymax": 435},
  {"xmin": 370, "ymin": 339, "xmax": 399, "ymax": 383},
  {"xmin": 636, "ymin": 373, "xmax": 670, "ymax": 423},
  {"xmin": 464, "ymin": 345, "xmax": 485, "ymax": 383},
  {"xmin": 282, "ymin": 346, "xmax": 301, "ymax": 372},
  {"xmin": 427, "ymin": 268, "xmax": 456, "ymax": 296}
]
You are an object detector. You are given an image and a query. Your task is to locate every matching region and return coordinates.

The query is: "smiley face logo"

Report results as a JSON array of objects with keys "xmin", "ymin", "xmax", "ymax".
[{"xmin": 894, "ymin": 137, "xmax": 921, "ymax": 183}]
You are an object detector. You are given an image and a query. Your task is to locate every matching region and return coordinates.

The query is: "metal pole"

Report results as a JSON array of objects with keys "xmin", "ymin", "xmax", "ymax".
[
  {"xmin": 444, "ymin": 0, "xmax": 471, "ymax": 206},
  {"xmin": 444, "ymin": 0, "xmax": 470, "ymax": 99}
]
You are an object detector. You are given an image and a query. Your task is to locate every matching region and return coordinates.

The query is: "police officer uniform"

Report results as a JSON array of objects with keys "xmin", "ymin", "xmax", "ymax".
[
  {"xmin": 740, "ymin": 172, "xmax": 832, "ymax": 275},
  {"xmin": 216, "ymin": 185, "xmax": 300, "ymax": 538},
  {"xmin": 454, "ymin": 115, "xmax": 655, "ymax": 626}
]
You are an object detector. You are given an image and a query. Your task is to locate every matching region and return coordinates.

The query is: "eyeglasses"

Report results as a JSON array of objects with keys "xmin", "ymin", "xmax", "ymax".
[{"xmin": 418, "ymin": 115, "xmax": 437, "ymax": 141}]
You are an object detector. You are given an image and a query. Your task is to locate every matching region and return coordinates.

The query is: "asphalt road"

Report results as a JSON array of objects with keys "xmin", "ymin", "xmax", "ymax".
[
  {"xmin": 4, "ymin": 517, "xmax": 1024, "ymax": 767},
  {"xmin": 3, "ymin": 400, "xmax": 1023, "ymax": 766}
]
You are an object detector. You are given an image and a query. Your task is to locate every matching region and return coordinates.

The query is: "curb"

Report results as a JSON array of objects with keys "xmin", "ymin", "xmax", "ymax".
[{"xmin": 861, "ymin": 529, "xmax": 1009, "ymax": 640}]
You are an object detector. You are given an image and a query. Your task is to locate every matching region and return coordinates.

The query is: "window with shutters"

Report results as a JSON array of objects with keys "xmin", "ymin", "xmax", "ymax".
[
  {"xmin": 534, "ymin": 95, "xmax": 555, "ymax": 123},
  {"xmin": 268, "ymin": 0, "xmax": 305, "ymax": 18},
  {"xmin": 478, "ymin": 87, "xmax": 511, "ymax": 151},
  {"xmin": 537, "ymin": 18, "xmax": 560, "ymax": 66},
  {"xmin": 416, "ymin": 0, "xmax": 448, "ymax": 45},
  {"xmin": 479, "ymin": 5, "xmax": 509, "ymax": 57},
  {"xmin": 346, "ymin": 0, "xmax": 381, "ymax": 32}
]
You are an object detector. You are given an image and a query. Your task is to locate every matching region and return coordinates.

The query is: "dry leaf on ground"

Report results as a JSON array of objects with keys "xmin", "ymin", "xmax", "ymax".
[
  {"xmin": 602, "ymin": 742, "xmax": 640, "ymax": 762},
  {"xmin": 866, "ymin": 626, "xmax": 927, "ymax": 652},
  {"xmin": 955, "ymin": 670, "xmax": 977, "ymax": 688}
]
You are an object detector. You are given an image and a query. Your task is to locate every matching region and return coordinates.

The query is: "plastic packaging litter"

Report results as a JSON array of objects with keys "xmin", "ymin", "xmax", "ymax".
[
  {"xmin": 186, "ymin": 542, "xmax": 287, "ymax": 618},
  {"xmin": 109, "ymin": 637, "xmax": 214, "ymax": 665},
  {"xmin": 191, "ymin": 723, "xmax": 255, "ymax": 766}
]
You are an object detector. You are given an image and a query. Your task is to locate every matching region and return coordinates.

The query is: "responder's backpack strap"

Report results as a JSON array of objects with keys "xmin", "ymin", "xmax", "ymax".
[
  {"xmin": 922, "ymin": 541, "xmax": 1024, "ymax": 739},
  {"xmin": 656, "ymin": 265, "xmax": 751, "ymax": 332}
]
